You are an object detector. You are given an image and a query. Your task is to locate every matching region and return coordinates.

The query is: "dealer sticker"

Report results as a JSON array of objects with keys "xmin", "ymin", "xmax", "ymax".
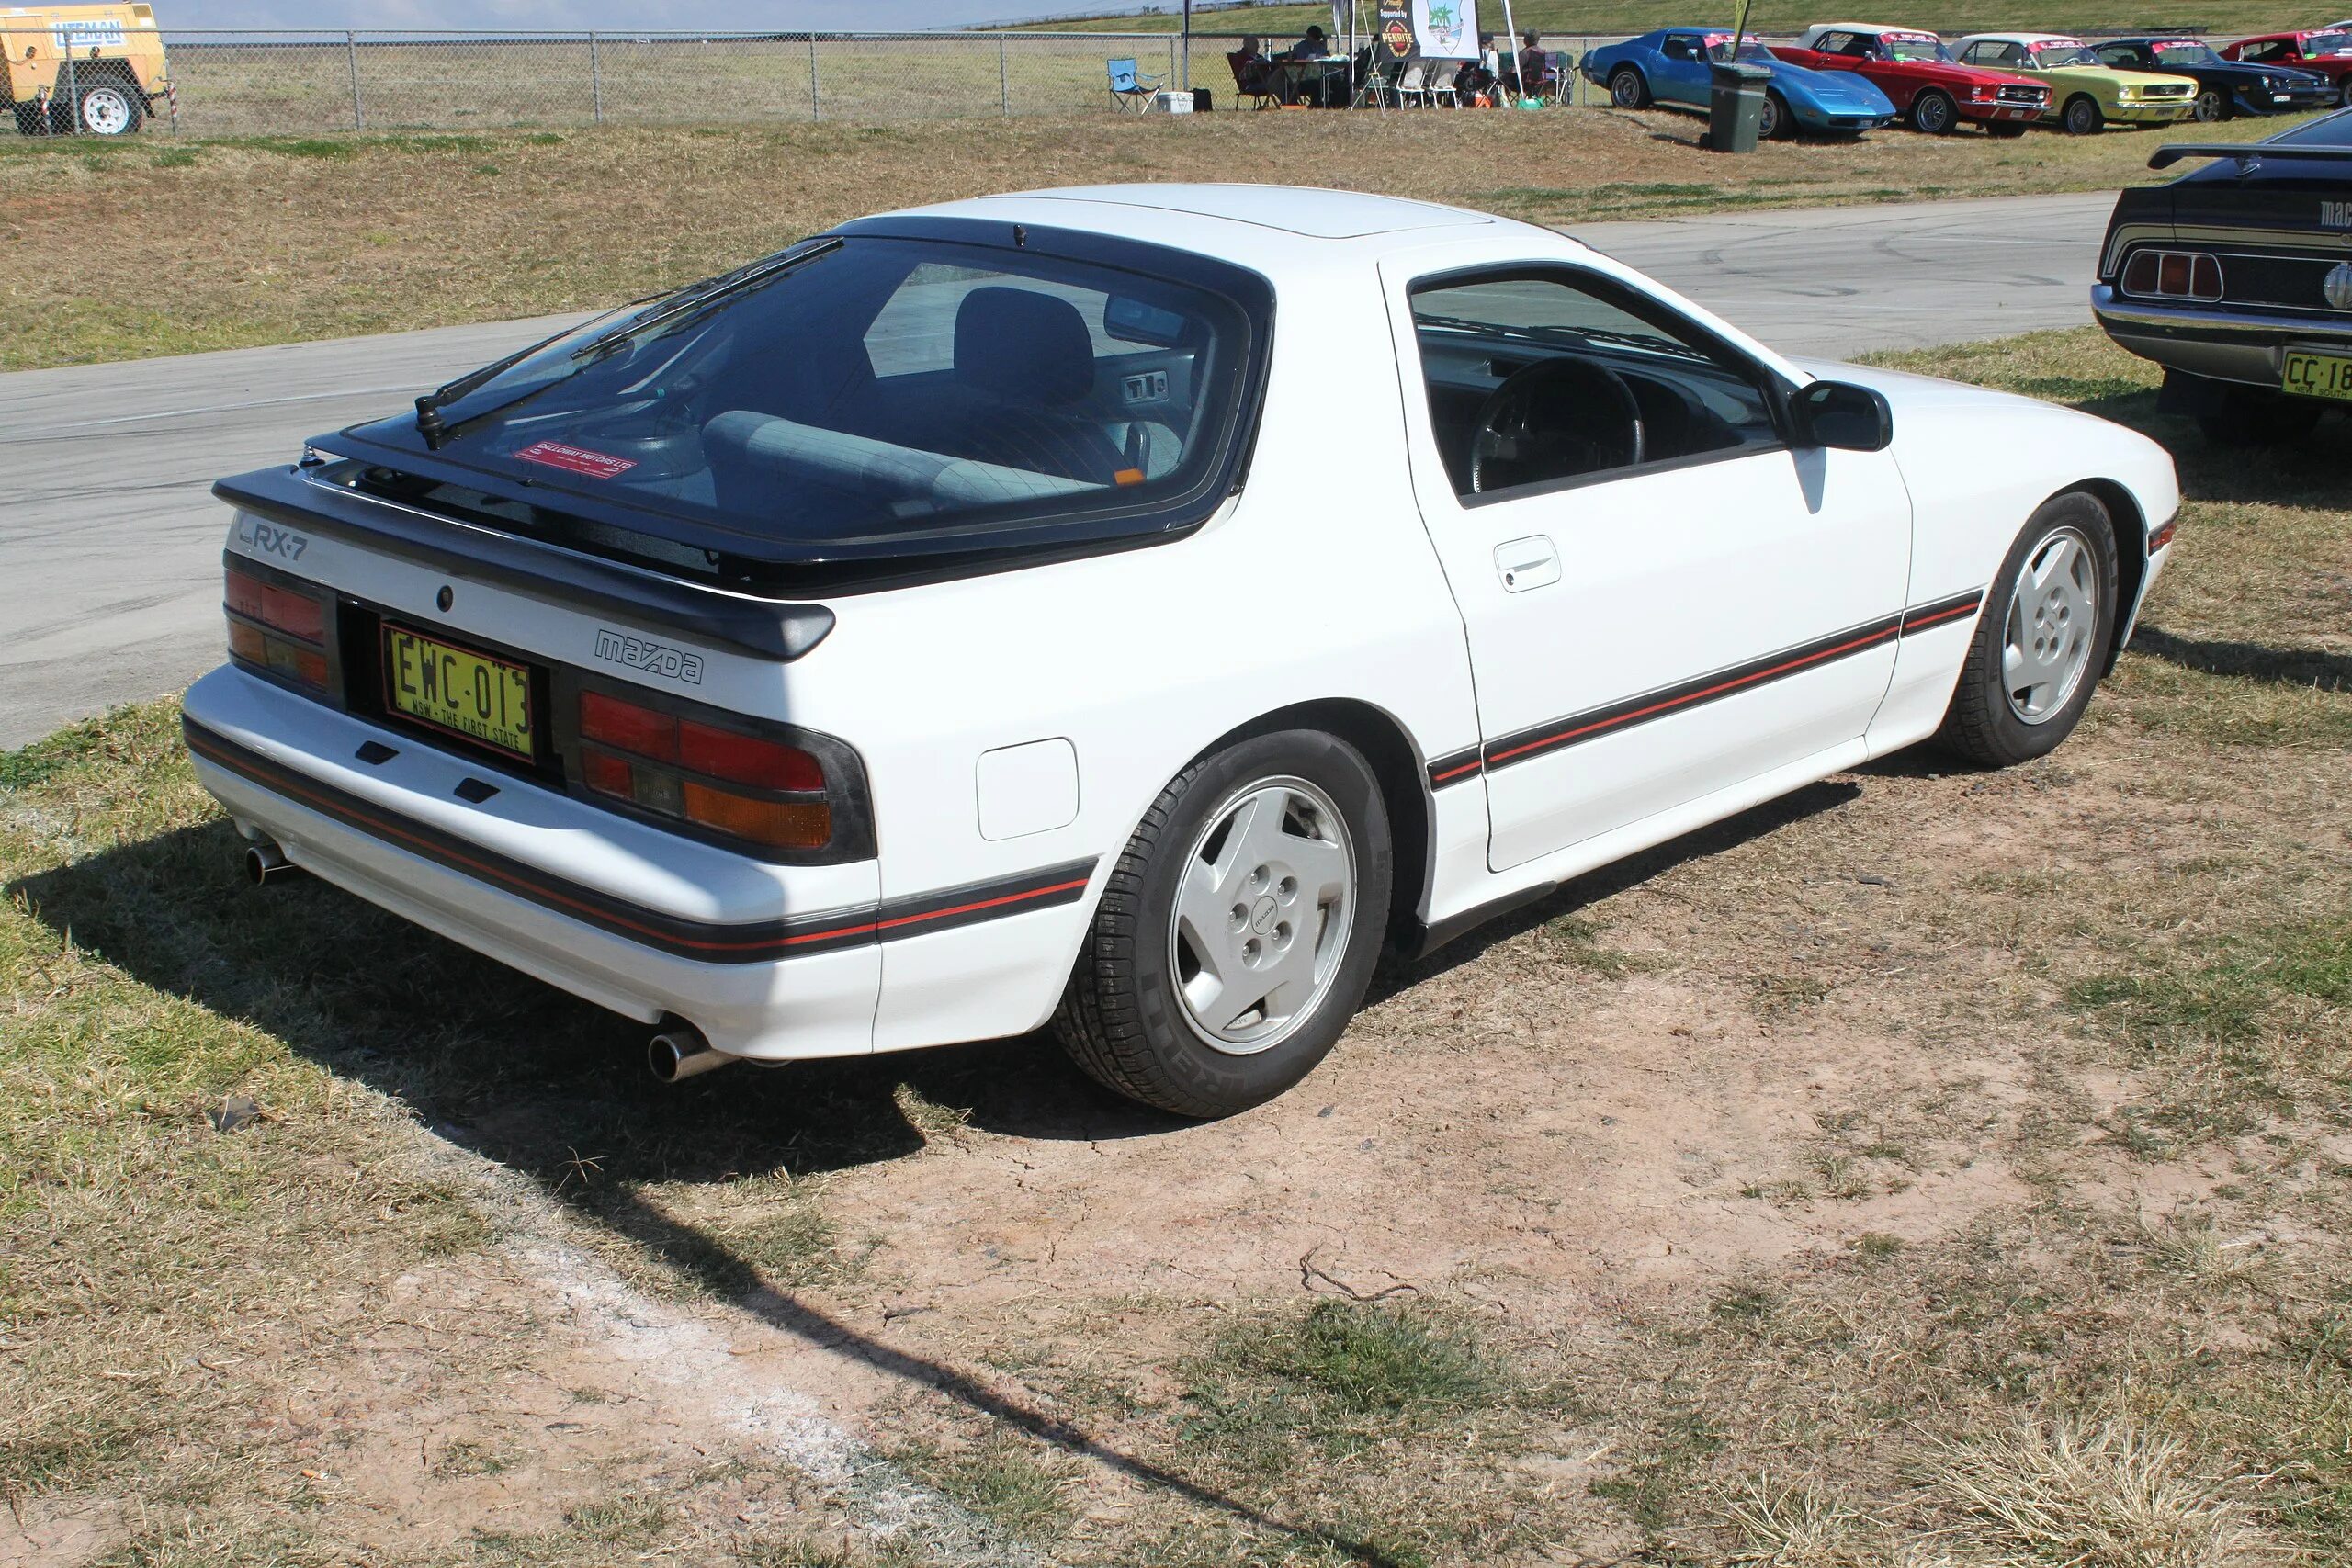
[{"xmin": 512, "ymin": 440, "xmax": 638, "ymax": 479}]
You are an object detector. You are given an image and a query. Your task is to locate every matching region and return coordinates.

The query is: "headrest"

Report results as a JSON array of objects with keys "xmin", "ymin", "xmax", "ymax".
[{"xmin": 955, "ymin": 287, "xmax": 1096, "ymax": 408}]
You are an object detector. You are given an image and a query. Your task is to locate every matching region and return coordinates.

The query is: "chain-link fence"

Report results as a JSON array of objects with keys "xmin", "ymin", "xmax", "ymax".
[{"xmin": 1, "ymin": 27, "xmax": 1660, "ymax": 137}]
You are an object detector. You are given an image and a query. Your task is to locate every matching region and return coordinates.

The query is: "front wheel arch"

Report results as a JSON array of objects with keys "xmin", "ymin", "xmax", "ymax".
[
  {"xmin": 2061, "ymin": 93, "xmax": 2103, "ymax": 133},
  {"xmin": 2069, "ymin": 478, "xmax": 2150, "ymax": 675}
]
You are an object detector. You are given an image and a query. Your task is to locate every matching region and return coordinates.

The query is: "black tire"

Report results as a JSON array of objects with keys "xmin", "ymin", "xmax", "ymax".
[
  {"xmin": 1054, "ymin": 729, "xmax": 1393, "ymax": 1119},
  {"xmin": 2195, "ymin": 383, "xmax": 2325, "ymax": 446},
  {"xmin": 1936, "ymin": 491, "xmax": 2120, "ymax": 769},
  {"xmin": 1909, "ymin": 88, "xmax": 1957, "ymax": 133},
  {"xmin": 1610, "ymin": 65, "xmax": 1650, "ymax": 108},
  {"xmin": 1985, "ymin": 119, "xmax": 2030, "ymax": 137},
  {"xmin": 2061, "ymin": 94, "xmax": 2102, "ymax": 135},
  {"xmin": 74, "ymin": 81, "xmax": 143, "ymax": 136},
  {"xmin": 2193, "ymin": 85, "xmax": 2227, "ymax": 121},
  {"xmin": 1760, "ymin": 88, "xmax": 1792, "ymax": 139},
  {"xmin": 2339, "ymin": 77, "xmax": 2352, "ymax": 109}
]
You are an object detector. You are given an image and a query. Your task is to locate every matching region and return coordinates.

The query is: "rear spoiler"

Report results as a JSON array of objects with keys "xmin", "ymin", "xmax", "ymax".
[
  {"xmin": 213, "ymin": 465, "xmax": 836, "ymax": 661},
  {"xmin": 2149, "ymin": 141, "xmax": 2352, "ymax": 170}
]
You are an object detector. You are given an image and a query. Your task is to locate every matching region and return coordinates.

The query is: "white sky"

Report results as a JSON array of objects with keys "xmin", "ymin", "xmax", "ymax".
[{"xmin": 163, "ymin": 1, "xmax": 1164, "ymax": 27}]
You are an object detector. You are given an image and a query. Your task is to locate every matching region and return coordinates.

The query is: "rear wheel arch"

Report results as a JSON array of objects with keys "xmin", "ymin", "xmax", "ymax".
[{"xmin": 1186, "ymin": 698, "xmax": 1434, "ymax": 955}]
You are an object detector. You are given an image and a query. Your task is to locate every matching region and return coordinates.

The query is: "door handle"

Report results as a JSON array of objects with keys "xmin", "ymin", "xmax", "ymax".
[{"xmin": 1496, "ymin": 535, "xmax": 1560, "ymax": 592}]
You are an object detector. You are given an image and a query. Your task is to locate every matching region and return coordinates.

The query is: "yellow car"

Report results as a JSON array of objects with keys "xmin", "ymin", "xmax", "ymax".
[
  {"xmin": 1953, "ymin": 33, "xmax": 2199, "ymax": 132},
  {"xmin": 3, "ymin": 2, "xmax": 170, "ymax": 137}
]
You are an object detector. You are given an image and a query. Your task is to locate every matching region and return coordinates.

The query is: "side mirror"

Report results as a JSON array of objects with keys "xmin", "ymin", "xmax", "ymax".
[{"xmin": 1791, "ymin": 379, "xmax": 1894, "ymax": 451}]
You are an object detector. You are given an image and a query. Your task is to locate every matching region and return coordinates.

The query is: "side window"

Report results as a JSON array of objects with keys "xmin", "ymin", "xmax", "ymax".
[
  {"xmin": 2095, "ymin": 45, "xmax": 2134, "ymax": 66},
  {"xmin": 2000, "ymin": 43, "xmax": 2030, "ymax": 65},
  {"xmin": 1661, "ymin": 35, "xmax": 1691, "ymax": 60},
  {"xmin": 1961, "ymin": 42, "xmax": 1991, "ymax": 63},
  {"xmin": 1409, "ymin": 273, "xmax": 1783, "ymax": 500},
  {"xmin": 1817, "ymin": 31, "xmax": 1855, "ymax": 55}
]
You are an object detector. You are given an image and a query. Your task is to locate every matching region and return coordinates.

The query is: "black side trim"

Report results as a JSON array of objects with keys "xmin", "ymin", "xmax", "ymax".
[
  {"xmin": 1899, "ymin": 588, "xmax": 1986, "ymax": 635},
  {"xmin": 1482, "ymin": 613, "xmax": 1906, "ymax": 774},
  {"xmin": 216, "ymin": 466, "xmax": 836, "ymax": 661},
  {"xmin": 1413, "ymin": 879, "xmax": 1561, "ymax": 959},
  {"xmin": 184, "ymin": 716, "xmax": 1094, "ymax": 965},
  {"xmin": 1425, "ymin": 746, "xmax": 1485, "ymax": 790}
]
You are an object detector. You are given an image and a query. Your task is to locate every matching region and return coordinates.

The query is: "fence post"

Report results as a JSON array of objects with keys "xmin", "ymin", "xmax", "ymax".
[
  {"xmin": 589, "ymin": 32, "xmax": 603, "ymax": 125},
  {"xmin": 62, "ymin": 54, "xmax": 78, "ymax": 133},
  {"xmin": 345, "ymin": 30, "xmax": 363, "ymax": 130},
  {"xmin": 808, "ymin": 33, "xmax": 820, "ymax": 120},
  {"xmin": 1169, "ymin": 35, "xmax": 1179, "ymax": 93},
  {"xmin": 998, "ymin": 35, "xmax": 1009, "ymax": 117}
]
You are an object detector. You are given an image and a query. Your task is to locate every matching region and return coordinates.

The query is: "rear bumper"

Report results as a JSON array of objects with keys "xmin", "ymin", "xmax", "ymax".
[
  {"xmin": 184, "ymin": 666, "xmax": 888, "ymax": 1060},
  {"xmin": 2092, "ymin": 284, "xmax": 2352, "ymax": 387}
]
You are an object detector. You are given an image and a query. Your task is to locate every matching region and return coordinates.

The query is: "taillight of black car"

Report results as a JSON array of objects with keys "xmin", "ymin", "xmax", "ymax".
[
  {"xmin": 571, "ymin": 685, "xmax": 875, "ymax": 863},
  {"xmin": 224, "ymin": 560, "xmax": 332, "ymax": 694},
  {"xmin": 2121, "ymin": 247, "xmax": 2224, "ymax": 302}
]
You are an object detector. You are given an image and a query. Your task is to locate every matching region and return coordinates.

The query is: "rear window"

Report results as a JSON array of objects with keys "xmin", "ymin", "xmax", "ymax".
[{"xmin": 340, "ymin": 231, "xmax": 1263, "ymax": 565}]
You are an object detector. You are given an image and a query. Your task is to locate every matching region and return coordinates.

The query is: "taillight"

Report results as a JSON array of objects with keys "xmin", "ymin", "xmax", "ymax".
[
  {"xmin": 575, "ymin": 686, "xmax": 848, "ymax": 856},
  {"xmin": 2121, "ymin": 248, "xmax": 2223, "ymax": 301},
  {"xmin": 224, "ymin": 560, "xmax": 330, "ymax": 693}
]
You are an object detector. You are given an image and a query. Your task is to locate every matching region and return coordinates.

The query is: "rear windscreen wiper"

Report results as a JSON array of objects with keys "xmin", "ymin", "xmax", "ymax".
[{"xmin": 412, "ymin": 293, "xmax": 660, "ymax": 442}]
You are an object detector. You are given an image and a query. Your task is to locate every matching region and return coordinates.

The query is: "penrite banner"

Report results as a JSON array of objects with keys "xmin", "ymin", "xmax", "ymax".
[
  {"xmin": 1378, "ymin": 3, "xmax": 1413, "ymax": 60},
  {"xmin": 1411, "ymin": 0, "xmax": 1478, "ymax": 60}
]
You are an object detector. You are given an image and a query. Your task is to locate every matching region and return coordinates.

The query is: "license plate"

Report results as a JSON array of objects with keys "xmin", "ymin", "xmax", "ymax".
[
  {"xmin": 382, "ymin": 625, "xmax": 537, "ymax": 760},
  {"xmin": 2282, "ymin": 349, "xmax": 2352, "ymax": 403}
]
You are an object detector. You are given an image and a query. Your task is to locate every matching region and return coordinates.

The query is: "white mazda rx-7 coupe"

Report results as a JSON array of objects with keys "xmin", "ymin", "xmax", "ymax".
[{"xmin": 183, "ymin": 184, "xmax": 2180, "ymax": 1117}]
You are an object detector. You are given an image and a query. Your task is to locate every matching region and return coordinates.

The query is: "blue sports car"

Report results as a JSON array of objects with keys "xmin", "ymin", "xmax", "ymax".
[{"xmin": 1581, "ymin": 26, "xmax": 1898, "ymax": 137}]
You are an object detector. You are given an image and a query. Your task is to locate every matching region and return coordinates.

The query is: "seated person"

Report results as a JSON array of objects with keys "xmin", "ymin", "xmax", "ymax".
[
  {"xmin": 1455, "ymin": 35, "xmax": 1498, "ymax": 102},
  {"xmin": 1515, "ymin": 31, "xmax": 1548, "ymax": 96},
  {"xmin": 1284, "ymin": 25, "xmax": 1330, "ymax": 60},
  {"xmin": 1228, "ymin": 36, "xmax": 1280, "ymax": 97}
]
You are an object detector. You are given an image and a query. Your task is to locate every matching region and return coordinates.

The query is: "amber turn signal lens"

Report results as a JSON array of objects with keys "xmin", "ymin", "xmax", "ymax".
[{"xmin": 681, "ymin": 782, "xmax": 832, "ymax": 850}]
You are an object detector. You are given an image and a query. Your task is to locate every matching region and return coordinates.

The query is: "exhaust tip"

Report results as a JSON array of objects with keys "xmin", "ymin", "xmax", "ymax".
[
  {"xmin": 244, "ymin": 841, "xmax": 297, "ymax": 886},
  {"xmin": 648, "ymin": 1026, "xmax": 729, "ymax": 1083}
]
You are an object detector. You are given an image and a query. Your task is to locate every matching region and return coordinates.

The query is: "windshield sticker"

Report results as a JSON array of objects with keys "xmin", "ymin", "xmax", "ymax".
[
  {"xmin": 1884, "ymin": 31, "xmax": 1938, "ymax": 43},
  {"xmin": 513, "ymin": 440, "xmax": 638, "ymax": 479}
]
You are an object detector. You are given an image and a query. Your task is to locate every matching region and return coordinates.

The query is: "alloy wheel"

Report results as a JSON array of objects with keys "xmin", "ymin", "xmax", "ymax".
[
  {"xmin": 2001, "ymin": 525, "xmax": 2099, "ymax": 724},
  {"xmin": 1167, "ymin": 775, "xmax": 1356, "ymax": 1055},
  {"xmin": 2195, "ymin": 87, "xmax": 2223, "ymax": 120},
  {"xmin": 1915, "ymin": 92, "xmax": 1952, "ymax": 132}
]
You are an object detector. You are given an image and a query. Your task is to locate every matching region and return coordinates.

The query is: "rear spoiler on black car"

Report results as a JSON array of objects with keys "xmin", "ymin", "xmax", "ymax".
[{"xmin": 2149, "ymin": 142, "xmax": 2352, "ymax": 170}]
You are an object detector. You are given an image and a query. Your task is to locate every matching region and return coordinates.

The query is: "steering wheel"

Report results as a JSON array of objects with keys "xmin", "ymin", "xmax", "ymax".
[{"xmin": 1468, "ymin": 356, "xmax": 1645, "ymax": 494}]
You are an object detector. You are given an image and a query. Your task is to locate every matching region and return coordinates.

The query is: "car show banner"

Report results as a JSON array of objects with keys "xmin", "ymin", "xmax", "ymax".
[{"xmin": 1412, "ymin": 0, "xmax": 1477, "ymax": 60}]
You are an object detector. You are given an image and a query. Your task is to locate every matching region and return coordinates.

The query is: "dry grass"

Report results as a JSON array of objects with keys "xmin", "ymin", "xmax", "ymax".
[
  {"xmin": 0, "ymin": 107, "xmax": 2302, "ymax": 371},
  {"xmin": 1932, "ymin": 1417, "xmax": 2269, "ymax": 1568}
]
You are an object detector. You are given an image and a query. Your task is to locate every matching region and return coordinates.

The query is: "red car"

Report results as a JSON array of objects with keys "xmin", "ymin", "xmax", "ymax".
[
  {"xmin": 1774, "ymin": 21, "xmax": 2051, "ymax": 134},
  {"xmin": 2220, "ymin": 30, "xmax": 2352, "ymax": 107}
]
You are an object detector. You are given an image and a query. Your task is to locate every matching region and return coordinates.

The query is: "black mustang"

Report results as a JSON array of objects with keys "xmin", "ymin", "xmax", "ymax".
[
  {"xmin": 2092, "ymin": 107, "xmax": 2352, "ymax": 443},
  {"xmin": 2093, "ymin": 36, "xmax": 2336, "ymax": 121}
]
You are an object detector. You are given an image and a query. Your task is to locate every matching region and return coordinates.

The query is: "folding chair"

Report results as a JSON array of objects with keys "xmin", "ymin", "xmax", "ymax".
[
  {"xmin": 1227, "ymin": 51, "xmax": 1281, "ymax": 109},
  {"xmin": 1106, "ymin": 57, "xmax": 1161, "ymax": 113},
  {"xmin": 1396, "ymin": 61, "xmax": 1430, "ymax": 106},
  {"xmin": 1354, "ymin": 57, "xmax": 1400, "ymax": 108},
  {"xmin": 1429, "ymin": 61, "xmax": 1461, "ymax": 107}
]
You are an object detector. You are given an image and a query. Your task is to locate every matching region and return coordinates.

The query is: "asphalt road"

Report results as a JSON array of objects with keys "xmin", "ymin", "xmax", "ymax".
[{"xmin": 0, "ymin": 189, "xmax": 2117, "ymax": 750}]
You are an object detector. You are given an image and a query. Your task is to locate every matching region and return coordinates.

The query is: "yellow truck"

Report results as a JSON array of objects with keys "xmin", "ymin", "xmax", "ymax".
[{"xmin": 3, "ymin": 3, "xmax": 169, "ymax": 136}]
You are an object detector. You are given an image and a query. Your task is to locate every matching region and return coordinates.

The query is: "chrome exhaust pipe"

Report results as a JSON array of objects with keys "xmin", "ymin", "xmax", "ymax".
[
  {"xmin": 648, "ymin": 1025, "xmax": 730, "ymax": 1083},
  {"xmin": 244, "ymin": 840, "xmax": 299, "ymax": 886}
]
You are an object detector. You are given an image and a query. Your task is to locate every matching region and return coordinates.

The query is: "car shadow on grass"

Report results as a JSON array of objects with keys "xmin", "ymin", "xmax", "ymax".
[
  {"xmin": 5, "ymin": 771, "xmax": 1882, "ymax": 1566},
  {"xmin": 2133, "ymin": 626, "xmax": 2352, "ymax": 692}
]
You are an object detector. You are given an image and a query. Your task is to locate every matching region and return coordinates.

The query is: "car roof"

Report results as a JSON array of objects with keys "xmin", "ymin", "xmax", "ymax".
[
  {"xmin": 899, "ymin": 184, "xmax": 1509, "ymax": 243},
  {"xmin": 1804, "ymin": 22, "xmax": 1934, "ymax": 36},
  {"xmin": 1954, "ymin": 33, "xmax": 2084, "ymax": 47}
]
